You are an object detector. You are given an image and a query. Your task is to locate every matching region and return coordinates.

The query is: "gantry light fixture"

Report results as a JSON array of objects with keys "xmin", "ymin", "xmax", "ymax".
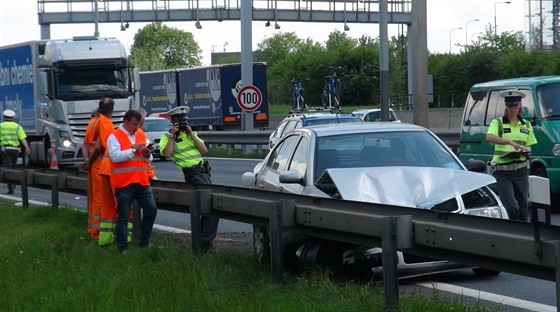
[
  {"xmin": 274, "ymin": 22, "xmax": 280, "ymax": 30},
  {"xmin": 344, "ymin": 19, "xmax": 350, "ymax": 31},
  {"xmin": 265, "ymin": 21, "xmax": 271, "ymax": 27},
  {"xmin": 195, "ymin": 21, "xmax": 202, "ymax": 29}
]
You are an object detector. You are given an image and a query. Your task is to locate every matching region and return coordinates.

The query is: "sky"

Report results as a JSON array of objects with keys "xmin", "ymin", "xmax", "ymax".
[{"xmin": 0, "ymin": 0, "xmax": 527, "ymax": 65}]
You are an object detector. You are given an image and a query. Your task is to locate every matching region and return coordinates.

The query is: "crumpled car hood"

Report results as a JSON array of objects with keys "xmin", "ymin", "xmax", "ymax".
[{"xmin": 321, "ymin": 167, "xmax": 496, "ymax": 209}]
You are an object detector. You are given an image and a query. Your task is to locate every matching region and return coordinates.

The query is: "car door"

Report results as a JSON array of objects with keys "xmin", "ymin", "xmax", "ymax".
[{"xmin": 257, "ymin": 134, "xmax": 301, "ymax": 192}]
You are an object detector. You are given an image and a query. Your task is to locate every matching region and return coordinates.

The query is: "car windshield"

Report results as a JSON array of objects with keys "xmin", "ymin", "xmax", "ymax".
[
  {"xmin": 143, "ymin": 119, "xmax": 172, "ymax": 132},
  {"xmin": 314, "ymin": 130, "xmax": 461, "ymax": 181}
]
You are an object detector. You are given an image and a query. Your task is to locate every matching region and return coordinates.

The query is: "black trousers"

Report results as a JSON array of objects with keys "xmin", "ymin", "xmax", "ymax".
[{"xmin": 1, "ymin": 149, "xmax": 19, "ymax": 192}]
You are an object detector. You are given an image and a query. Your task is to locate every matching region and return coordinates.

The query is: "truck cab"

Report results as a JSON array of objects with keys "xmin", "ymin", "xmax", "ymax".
[{"xmin": 30, "ymin": 36, "xmax": 138, "ymax": 166}]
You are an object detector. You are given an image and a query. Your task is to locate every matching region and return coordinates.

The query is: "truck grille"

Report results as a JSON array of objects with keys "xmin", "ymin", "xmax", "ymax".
[{"xmin": 69, "ymin": 110, "xmax": 126, "ymax": 142}]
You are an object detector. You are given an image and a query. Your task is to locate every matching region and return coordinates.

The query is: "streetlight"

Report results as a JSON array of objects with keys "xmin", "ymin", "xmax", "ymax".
[
  {"xmin": 465, "ymin": 19, "xmax": 479, "ymax": 46},
  {"xmin": 494, "ymin": 1, "xmax": 511, "ymax": 37},
  {"xmin": 449, "ymin": 27, "xmax": 462, "ymax": 53},
  {"xmin": 471, "ymin": 32, "xmax": 483, "ymax": 42}
]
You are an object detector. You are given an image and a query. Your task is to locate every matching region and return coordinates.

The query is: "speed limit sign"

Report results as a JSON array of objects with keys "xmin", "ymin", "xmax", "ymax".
[{"xmin": 237, "ymin": 85, "xmax": 262, "ymax": 111}]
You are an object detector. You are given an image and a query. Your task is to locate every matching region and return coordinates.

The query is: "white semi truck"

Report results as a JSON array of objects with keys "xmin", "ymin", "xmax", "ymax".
[{"xmin": 0, "ymin": 36, "xmax": 139, "ymax": 167}]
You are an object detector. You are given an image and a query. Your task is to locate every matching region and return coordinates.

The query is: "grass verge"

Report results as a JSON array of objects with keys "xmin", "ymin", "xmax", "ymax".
[{"xmin": 0, "ymin": 204, "xmax": 497, "ymax": 311}]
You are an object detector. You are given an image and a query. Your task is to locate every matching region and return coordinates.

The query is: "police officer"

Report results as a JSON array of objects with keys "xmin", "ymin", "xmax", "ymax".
[
  {"xmin": 0, "ymin": 109, "xmax": 31, "ymax": 194},
  {"xmin": 160, "ymin": 106, "xmax": 218, "ymax": 250},
  {"xmin": 486, "ymin": 90, "xmax": 537, "ymax": 221}
]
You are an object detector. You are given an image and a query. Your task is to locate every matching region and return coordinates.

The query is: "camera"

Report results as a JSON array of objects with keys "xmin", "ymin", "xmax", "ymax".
[{"xmin": 172, "ymin": 115, "xmax": 190, "ymax": 132}]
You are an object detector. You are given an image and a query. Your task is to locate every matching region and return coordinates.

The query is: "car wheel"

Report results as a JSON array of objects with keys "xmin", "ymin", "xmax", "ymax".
[
  {"xmin": 472, "ymin": 268, "xmax": 501, "ymax": 276},
  {"xmin": 253, "ymin": 225, "xmax": 270, "ymax": 266}
]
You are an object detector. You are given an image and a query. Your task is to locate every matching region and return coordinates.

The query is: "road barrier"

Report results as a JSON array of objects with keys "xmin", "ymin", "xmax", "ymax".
[{"xmin": 0, "ymin": 166, "xmax": 558, "ymax": 310}]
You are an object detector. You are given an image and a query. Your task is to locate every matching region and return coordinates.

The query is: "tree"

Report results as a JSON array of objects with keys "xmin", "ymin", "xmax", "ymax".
[
  {"xmin": 130, "ymin": 22, "xmax": 202, "ymax": 70},
  {"xmin": 254, "ymin": 32, "xmax": 303, "ymax": 67}
]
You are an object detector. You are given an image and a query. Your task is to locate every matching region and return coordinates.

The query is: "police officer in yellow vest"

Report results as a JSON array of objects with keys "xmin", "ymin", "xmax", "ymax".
[
  {"xmin": 0, "ymin": 109, "xmax": 31, "ymax": 194},
  {"xmin": 486, "ymin": 90, "xmax": 537, "ymax": 221},
  {"xmin": 160, "ymin": 106, "xmax": 218, "ymax": 250}
]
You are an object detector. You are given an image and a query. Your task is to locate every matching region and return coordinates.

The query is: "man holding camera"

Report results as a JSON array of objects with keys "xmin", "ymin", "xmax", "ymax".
[{"xmin": 160, "ymin": 106, "xmax": 218, "ymax": 250}]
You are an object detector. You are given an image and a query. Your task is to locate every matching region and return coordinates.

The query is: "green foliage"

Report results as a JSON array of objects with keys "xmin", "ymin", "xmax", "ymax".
[
  {"xmin": 0, "ymin": 204, "xmax": 498, "ymax": 311},
  {"xmin": 130, "ymin": 22, "xmax": 202, "ymax": 70}
]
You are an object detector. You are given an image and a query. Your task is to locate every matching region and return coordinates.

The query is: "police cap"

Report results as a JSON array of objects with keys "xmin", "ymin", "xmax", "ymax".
[
  {"xmin": 501, "ymin": 90, "xmax": 526, "ymax": 106},
  {"xmin": 167, "ymin": 106, "xmax": 190, "ymax": 121},
  {"xmin": 3, "ymin": 109, "xmax": 15, "ymax": 118}
]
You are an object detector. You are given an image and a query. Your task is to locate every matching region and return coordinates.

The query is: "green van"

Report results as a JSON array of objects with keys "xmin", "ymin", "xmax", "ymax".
[{"xmin": 459, "ymin": 76, "xmax": 560, "ymax": 208}]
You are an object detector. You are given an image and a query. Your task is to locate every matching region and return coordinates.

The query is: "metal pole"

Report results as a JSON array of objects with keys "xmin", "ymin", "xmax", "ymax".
[
  {"xmin": 379, "ymin": 0, "xmax": 389, "ymax": 121},
  {"xmin": 94, "ymin": 0, "xmax": 99, "ymax": 37},
  {"xmin": 465, "ymin": 19, "xmax": 479, "ymax": 46}
]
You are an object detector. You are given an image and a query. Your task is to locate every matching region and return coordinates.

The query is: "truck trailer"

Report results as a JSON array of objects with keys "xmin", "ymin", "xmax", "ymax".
[
  {"xmin": 139, "ymin": 63, "xmax": 268, "ymax": 130},
  {"xmin": 0, "ymin": 36, "xmax": 139, "ymax": 167}
]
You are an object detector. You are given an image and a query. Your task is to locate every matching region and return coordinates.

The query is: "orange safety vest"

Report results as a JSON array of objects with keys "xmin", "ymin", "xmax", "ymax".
[{"xmin": 110, "ymin": 128, "xmax": 150, "ymax": 188}]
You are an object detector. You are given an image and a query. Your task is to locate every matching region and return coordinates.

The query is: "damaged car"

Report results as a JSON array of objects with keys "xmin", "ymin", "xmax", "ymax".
[{"xmin": 241, "ymin": 122, "xmax": 508, "ymax": 278}]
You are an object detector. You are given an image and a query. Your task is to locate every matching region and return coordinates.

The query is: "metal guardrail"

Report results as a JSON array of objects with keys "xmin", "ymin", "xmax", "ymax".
[{"xmin": 1, "ymin": 165, "xmax": 559, "ymax": 309}]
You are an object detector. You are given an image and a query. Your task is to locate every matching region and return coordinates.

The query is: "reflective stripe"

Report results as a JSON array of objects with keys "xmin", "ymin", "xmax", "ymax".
[{"xmin": 111, "ymin": 166, "xmax": 148, "ymax": 174}]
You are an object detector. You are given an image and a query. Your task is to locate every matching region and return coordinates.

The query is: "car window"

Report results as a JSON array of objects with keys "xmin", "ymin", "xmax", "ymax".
[
  {"xmin": 143, "ymin": 119, "xmax": 172, "ymax": 132},
  {"xmin": 266, "ymin": 135, "xmax": 300, "ymax": 172},
  {"xmin": 365, "ymin": 111, "xmax": 381, "ymax": 122},
  {"xmin": 273, "ymin": 120, "xmax": 289, "ymax": 139},
  {"xmin": 281, "ymin": 120, "xmax": 299, "ymax": 136},
  {"xmin": 288, "ymin": 136, "xmax": 309, "ymax": 177}
]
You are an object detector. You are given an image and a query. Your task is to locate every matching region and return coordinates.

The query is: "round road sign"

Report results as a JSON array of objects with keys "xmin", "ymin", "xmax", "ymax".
[{"xmin": 237, "ymin": 85, "xmax": 262, "ymax": 111}]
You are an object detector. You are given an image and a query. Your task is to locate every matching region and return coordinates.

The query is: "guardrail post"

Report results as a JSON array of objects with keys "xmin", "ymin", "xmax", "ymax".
[
  {"xmin": 269, "ymin": 199, "xmax": 295, "ymax": 279},
  {"xmin": 189, "ymin": 189, "xmax": 211, "ymax": 253},
  {"xmin": 20, "ymin": 170, "xmax": 29, "ymax": 208},
  {"xmin": 51, "ymin": 175, "xmax": 59, "ymax": 210},
  {"xmin": 382, "ymin": 217, "xmax": 398, "ymax": 309},
  {"xmin": 269, "ymin": 201, "xmax": 283, "ymax": 279}
]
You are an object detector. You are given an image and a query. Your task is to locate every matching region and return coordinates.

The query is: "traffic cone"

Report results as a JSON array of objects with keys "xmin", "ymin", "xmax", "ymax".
[{"xmin": 49, "ymin": 148, "xmax": 59, "ymax": 170}]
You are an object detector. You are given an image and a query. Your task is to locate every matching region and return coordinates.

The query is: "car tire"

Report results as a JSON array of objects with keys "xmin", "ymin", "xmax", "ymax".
[{"xmin": 253, "ymin": 225, "xmax": 270, "ymax": 266}]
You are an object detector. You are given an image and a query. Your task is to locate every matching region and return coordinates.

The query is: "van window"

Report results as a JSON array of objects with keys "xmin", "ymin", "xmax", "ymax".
[
  {"xmin": 484, "ymin": 89, "xmax": 533, "ymax": 125},
  {"xmin": 485, "ymin": 90, "xmax": 502, "ymax": 125},
  {"xmin": 538, "ymin": 83, "xmax": 560, "ymax": 118},
  {"xmin": 463, "ymin": 91, "xmax": 487, "ymax": 126}
]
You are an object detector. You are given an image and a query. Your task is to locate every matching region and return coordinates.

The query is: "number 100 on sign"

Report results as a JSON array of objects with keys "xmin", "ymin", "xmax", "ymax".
[{"xmin": 237, "ymin": 85, "xmax": 262, "ymax": 111}]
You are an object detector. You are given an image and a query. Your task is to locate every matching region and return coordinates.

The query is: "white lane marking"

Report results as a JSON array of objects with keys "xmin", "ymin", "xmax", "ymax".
[{"xmin": 415, "ymin": 281, "xmax": 557, "ymax": 312}]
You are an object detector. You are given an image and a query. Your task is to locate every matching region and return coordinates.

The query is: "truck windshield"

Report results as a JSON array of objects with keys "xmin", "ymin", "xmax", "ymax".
[{"xmin": 56, "ymin": 68, "xmax": 129, "ymax": 100}]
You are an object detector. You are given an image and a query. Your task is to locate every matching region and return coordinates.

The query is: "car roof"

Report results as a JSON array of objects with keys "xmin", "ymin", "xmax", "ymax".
[
  {"xmin": 471, "ymin": 76, "xmax": 560, "ymax": 89},
  {"xmin": 298, "ymin": 122, "xmax": 426, "ymax": 137},
  {"xmin": 145, "ymin": 116, "xmax": 170, "ymax": 121},
  {"xmin": 352, "ymin": 108, "xmax": 395, "ymax": 114},
  {"xmin": 285, "ymin": 112, "xmax": 358, "ymax": 120}
]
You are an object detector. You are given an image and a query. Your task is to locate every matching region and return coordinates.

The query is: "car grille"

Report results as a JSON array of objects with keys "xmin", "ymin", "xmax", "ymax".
[{"xmin": 430, "ymin": 198, "xmax": 460, "ymax": 213}]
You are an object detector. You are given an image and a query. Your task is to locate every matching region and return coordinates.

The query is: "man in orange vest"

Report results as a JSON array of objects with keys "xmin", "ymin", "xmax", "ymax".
[
  {"xmin": 78, "ymin": 108, "xmax": 103, "ymax": 241},
  {"xmin": 79, "ymin": 97, "xmax": 118, "ymax": 246},
  {"xmin": 107, "ymin": 109, "xmax": 158, "ymax": 253}
]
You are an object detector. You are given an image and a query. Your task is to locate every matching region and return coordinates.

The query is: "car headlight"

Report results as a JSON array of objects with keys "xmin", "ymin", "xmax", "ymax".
[{"xmin": 466, "ymin": 207, "xmax": 503, "ymax": 218}]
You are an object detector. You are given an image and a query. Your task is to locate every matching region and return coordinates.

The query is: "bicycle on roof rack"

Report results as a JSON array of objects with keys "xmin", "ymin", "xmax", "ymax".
[
  {"xmin": 291, "ymin": 77, "xmax": 309, "ymax": 111},
  {"xmin": 321, "ymin": 66, "xmax": 342, "ymax": 111}
]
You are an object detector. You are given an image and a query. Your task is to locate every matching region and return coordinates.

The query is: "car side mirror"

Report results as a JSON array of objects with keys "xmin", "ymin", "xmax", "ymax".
[
  {"xmin": 279, "ymin": 170, "xmax": 306, "ymax": 186},
  {"xmin": 466, "ymin": 159, "xmax": 487, "ymax": 173}
]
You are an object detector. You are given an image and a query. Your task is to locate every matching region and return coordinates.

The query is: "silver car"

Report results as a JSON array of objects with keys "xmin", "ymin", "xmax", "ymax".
[
  {"xmin": 242, "ymin": 122, "xmax": 508, "ymax": 278},
  {"xmin": 142, "ymin": 117, "xmax": 173, "ymax": 160}
]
